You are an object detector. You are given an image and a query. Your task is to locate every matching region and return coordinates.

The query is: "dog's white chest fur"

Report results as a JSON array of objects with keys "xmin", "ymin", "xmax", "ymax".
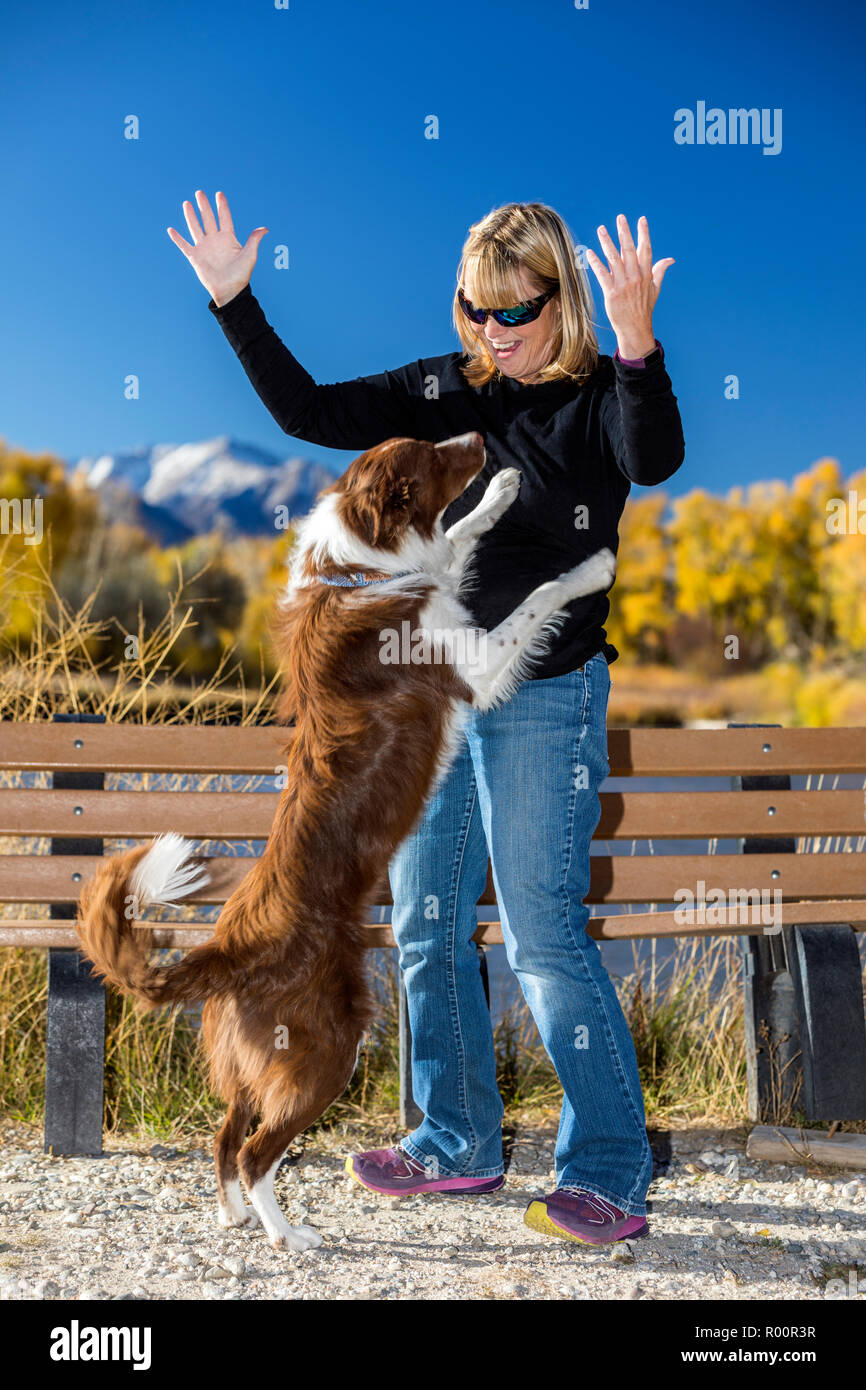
[{"xmin": 413, "ymin": 585, "xmax": 474, "ymax": 794}]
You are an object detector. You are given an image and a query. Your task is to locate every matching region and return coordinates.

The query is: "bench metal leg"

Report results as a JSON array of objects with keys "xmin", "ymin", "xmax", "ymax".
[
  {"xmin": 739, "ymin": 913, "xmax": 802, "ymax": 1123},
  {"xmin": 787, "ymin": 923, "xmax": 866, "ymax": 1119},
  {"xmin": 398, "ymin": 944, "xmax": 492, "ymax": 1131},
  {"xmin": 44, "ymin": 712, "xmax": 106, "ymax": 1156},
  {"xmin": 731, "ymin": 721, "xmax": 866, "ymax": 1122},
  {"xmin": 44, "ymin": 949, "xmax": 106, "ymax": 1156}
]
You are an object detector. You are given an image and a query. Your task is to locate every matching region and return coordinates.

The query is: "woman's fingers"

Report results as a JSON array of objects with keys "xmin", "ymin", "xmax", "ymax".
[
  {"xmin": 243, "ymin": 226, "xmax": 269, "ymax": 257},
  {"xmin": 215, "ymin": 190, "xmax": 235, "ymax": 236},
  {"xmin": 583, "ymin": 246, "xmax": 613, "ymax": 292},
  {"xmin": 587, "ymin": 211, "xmax": 674, "ymax": 333},
  {"xmin": 194, "ymin": 189, "xmax": 218, "ymax": 235},
  {"xmin": 616, "ymin": 214, "xmax": 640, "ymax": 276},
  {"xmin": 166, "ymin": 225, "xmax": 195, "ymax": 258},
  {"xmin": 652, "ymin": 257, "xmax": 676, "ymax": 293},
  {"xmin": 597, "ymin": 215, "xmax": 673, "ymax": 292},
  {"xmin": 597, "ymin": 224, "xmax": 624, "ymax": 280},
  {"xmin": 181, "ymin": 199, "xmax": 205, "ymax": 244},
  {"xmin": 636, "ymin": 215, "xmax": 653, "ymax": 273},
  {"xmin": 168, "ymin": 190, "xmax": 265, "ymax": 304}
]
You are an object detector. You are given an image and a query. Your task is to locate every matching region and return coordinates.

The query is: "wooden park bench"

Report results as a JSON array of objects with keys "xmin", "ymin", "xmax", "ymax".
[{"xmin": 1, "ymin": 715, "xmax": 865, "ymax": 1156}]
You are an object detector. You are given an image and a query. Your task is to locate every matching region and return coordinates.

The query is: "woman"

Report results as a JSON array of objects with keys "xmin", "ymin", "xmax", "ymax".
[{"xmin": 168, "ymin": 193, "xmax": 684, "ymax": 1245}]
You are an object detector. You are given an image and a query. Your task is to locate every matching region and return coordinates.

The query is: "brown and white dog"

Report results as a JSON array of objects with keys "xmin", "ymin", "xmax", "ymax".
[{"xmin": 75, "ymin": 431, "xmax": 614, "ymax": 1251}]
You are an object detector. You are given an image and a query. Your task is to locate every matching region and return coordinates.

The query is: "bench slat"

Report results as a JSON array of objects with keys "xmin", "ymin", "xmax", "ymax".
[
  {"xmin": 0, "ymin": 722, "xmax": 289, "ymax": 774},
  {"xmin": 1, "ymin": 850, "xmax": 863, "ymax": 905},
  {"xmin": 2, "ymin": 899, "xmax": 864, "ymax": 949},
  {"xmin": 2, "ymin": 721, "xmax": 866, "ymax": 776},
  {"xmin": 2, "ymin": 788, "xmax": 866, "ymax": 840}
]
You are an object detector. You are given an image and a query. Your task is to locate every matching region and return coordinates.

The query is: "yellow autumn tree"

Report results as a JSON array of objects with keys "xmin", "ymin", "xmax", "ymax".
[
  {"xmin": 0, "ymin": 439, "xmax": 101, "ymax": 642},
  {"xmin": 605, "ymin": 492, "xmax": 673, "ymax": 661},
  {"xmin": 822, "ymin": 463, "xmax": 866, "ymax": 658},
  {"xmin": 668, "ymin": 472, "xmax": 830, "ymax": 668}
]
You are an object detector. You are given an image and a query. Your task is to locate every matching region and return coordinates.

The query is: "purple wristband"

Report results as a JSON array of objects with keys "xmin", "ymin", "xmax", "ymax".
[{"xmin": 614, "ymin": 338, "xmax": 663, "ymax": 368}]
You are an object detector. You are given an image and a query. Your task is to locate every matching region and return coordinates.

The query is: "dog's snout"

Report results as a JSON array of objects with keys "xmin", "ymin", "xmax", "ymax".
[{"xmin": 436, "ymin": 431, "xmax": 483, "ymax": 451}]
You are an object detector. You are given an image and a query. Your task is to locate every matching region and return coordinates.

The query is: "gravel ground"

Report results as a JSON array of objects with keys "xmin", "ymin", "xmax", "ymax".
[{"xmin": 0, "ymin": 1120, "xmax": 864, "ymax": 1301}]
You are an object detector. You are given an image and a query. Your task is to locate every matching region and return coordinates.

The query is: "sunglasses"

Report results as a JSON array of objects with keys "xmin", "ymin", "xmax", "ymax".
[{"xmin": 457, "ymin": 283, "xmax": 559, "ymax": 328}]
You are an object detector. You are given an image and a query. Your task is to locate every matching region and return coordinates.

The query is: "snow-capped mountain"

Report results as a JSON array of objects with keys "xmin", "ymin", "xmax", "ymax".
[{"xmin": 68, "ymin": 436, "xmax": 339, "ymax": 539}]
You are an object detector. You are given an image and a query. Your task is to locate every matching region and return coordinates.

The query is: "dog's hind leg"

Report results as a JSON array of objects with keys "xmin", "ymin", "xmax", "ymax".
[
  {"xmin": 214, "ymin": 1097, "xmax": 260, "ymax": 1230},
  {"xmin": 238, "ymin": 1111, "xmax": 326, "ymax": 1252},
  {"xmin": 239, "ymin": 1067, "xmax": 357, "ymax": 1252}
]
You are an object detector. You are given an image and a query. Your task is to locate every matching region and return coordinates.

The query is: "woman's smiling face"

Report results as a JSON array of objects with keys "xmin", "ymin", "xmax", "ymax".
[{"xmin": 461, "ymin": 264, "xmax": 560, "ymax": 384}]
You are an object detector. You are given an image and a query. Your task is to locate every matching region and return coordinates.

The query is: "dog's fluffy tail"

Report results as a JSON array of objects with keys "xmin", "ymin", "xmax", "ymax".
[{"xmin": 75, "ymin": 832, "xmax": 226, "ymax": 1008}]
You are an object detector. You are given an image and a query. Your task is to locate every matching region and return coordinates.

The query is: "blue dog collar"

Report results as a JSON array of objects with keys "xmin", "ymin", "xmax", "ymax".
[{"xmin": 319, "ymin": 570, "xmax": 414, "ymax": 587}]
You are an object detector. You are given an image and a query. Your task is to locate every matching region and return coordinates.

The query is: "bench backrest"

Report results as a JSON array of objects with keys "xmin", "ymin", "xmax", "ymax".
[{"xmin": 1, "ymin": 721, "xmax": 865, "ymax": 946}]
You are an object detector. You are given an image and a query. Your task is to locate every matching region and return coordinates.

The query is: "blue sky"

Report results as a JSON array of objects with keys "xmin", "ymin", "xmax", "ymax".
[{"xmin": 1, "ymin": 0, "xmax": 863, "ymax": 495}]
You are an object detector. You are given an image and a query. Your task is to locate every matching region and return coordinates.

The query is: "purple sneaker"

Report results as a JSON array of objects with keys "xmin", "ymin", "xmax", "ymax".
[
  {"xmin": 345, "ymin": 1145, "xmax": 503, "ymax": 1196},
  {"xmin": 524, "ymin": 1186, "xmax": 649, "ymax": 1245}
]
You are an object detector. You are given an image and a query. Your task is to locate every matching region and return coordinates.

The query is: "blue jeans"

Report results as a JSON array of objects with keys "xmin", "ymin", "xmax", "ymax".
[{"xmin": 388, "ymin": 652, "xmax": 652, "ymax": 1217}]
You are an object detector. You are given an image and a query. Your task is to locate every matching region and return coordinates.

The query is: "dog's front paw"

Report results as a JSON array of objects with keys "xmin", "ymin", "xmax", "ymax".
[
  {"xmin": 558, "ymin": 548, "xmax": 616, "ymax": 598},
  {"xmin": 485, "ymin": 468, "xmax": 521, "ymax": 507}
]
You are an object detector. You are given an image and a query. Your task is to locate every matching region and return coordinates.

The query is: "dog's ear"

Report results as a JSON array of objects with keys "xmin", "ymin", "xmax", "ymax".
[
  {"xmin": 342, "ymin": 488, "xmax": 382, "ymax": 547},
  {"xmin": 344, "ymin": 474, "xmax": 417, "ymax": 548},
  {"xmin": 379, "ymin": 474, "xmax": 418, "ymax": 545},
  {"xmin": 387, "ymin": 475, "xmax": 416, "ymax": 515}
]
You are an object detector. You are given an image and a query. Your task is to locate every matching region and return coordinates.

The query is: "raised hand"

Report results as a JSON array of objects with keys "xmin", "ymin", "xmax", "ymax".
[
  {"xmin": 167, "ymin": 190, "xmax": 269, "ymax": 307},
  {"xmin": 584, "ymin": 214, "xmax": 674, "ymax": 360}
]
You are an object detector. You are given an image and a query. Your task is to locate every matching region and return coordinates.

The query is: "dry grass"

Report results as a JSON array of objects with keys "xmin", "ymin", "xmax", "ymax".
[
  {"xmin": 0, "ymin": 536, "xmax": 280, "ymax": 725},
  {"xmin": 0, "ymin": 939, "xmax": 759, "ymax": 1141}
]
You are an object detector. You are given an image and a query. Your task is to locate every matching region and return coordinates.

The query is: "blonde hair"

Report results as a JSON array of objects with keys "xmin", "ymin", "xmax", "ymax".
[{"xmin": 452, "ymin": 202, "xmax": 598, "ymax": 388}]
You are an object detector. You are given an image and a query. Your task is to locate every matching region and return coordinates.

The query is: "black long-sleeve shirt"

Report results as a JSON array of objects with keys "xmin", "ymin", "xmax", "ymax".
[{"xmin": 208, "ymin": 285, "xmax": 685, "ymax": 678}]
